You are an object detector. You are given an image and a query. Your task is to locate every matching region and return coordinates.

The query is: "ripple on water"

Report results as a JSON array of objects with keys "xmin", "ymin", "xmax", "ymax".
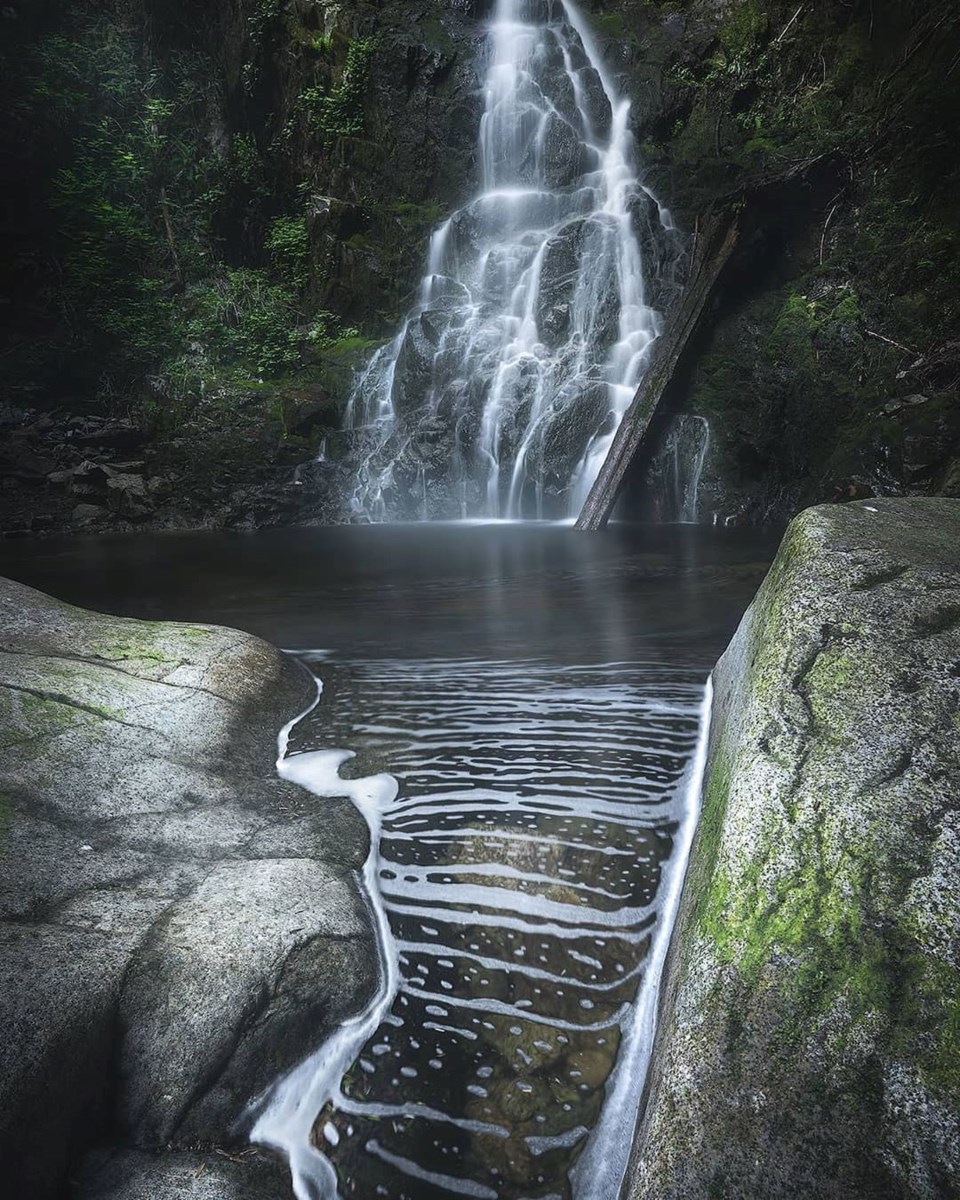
[{"xmin": 283, "ymin": 655, "xmax": 704, "ymax": 1199}]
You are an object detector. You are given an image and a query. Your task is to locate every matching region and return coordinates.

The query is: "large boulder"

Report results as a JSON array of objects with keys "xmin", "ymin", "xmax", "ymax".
[
  {"xmin": 0, "ymin": 578, "xmax": 374, "ymax": 1198},
  {"xmin": 629, "ymin": 499, "xmax": 960, "ymax": 1199}
]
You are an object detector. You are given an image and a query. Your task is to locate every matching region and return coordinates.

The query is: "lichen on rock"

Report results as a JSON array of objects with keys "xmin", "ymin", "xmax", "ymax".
[
  {"xmin": 0, "ymin": 576, "xmax": 374, "ymax": 1199},
  {"xmin": 629, "ymin": 498, "xmax": 960, "ymax": 1200}
]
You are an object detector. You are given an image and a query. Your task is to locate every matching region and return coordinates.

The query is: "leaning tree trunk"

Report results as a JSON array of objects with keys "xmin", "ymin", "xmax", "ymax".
[{"xmin": 575, "ymin": 208, "xmax": 740, "ymax": 531}]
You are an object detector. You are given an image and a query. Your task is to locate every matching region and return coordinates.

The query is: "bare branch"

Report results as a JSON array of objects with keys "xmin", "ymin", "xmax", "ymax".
[
  {"xmin": 865, "ymin": 329, "xmax": 919, "ymax": 357},
  {"xmin": 773, "ymin": 5, "xmax": 804, "ymax": 48}
]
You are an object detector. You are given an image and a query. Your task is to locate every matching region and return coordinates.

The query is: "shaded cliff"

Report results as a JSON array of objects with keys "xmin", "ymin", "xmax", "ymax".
[
  {"xmin": 596, "ymin": 0, "xmax": 960, "ymax": 522},
  {"xmin": 0, "ymin": 0, "xmax": 486, "ymax": 531}
]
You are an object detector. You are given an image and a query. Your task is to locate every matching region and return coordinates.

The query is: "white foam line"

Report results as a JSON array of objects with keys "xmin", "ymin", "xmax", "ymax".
[
  {"xmin": 399, "ymin": 984, "xmax": 630, "ymax": 1032},
  {"xmin": 387, "ymin": 796, "xmax": 673, "ymax": 824},
  {"xmin": 386, "ymin": 860, "xmax": 634, "ymax": 901},
  {"xmin": 423, "ymin": 1020, "xmax": 479, "ymax": 1041},
  {"xmin": 570, "ymin": 676, "xmax": 714, "ymax": 1200},
  {"xmin": 335, "ymin": 1095, "xmax": 509, "ymax": 1139},
  {"xmin": 381, "ymin": 879, "xmax": 653, "ymax": 924},
  {"xmin": 526, "ymin": 1125, "xmax": 590, "ymax": 1157},
  {"xmin": 384, "ymin": 829, "xmax": 644, "ymax": 853},
  {"xmin": 247, "ymin": 675, "xmax": 401, "ymax": 1200},
  {"xmin": 395, "ymin": 938, "xmax": 644, "ymax": 992},
  {"xmin": 366, "ymin": 1140, "xmax": 499, "ymax": 1199},
  {"xmin": 384, "ymin": 897, "xmax": 655, "ymax": 938}
]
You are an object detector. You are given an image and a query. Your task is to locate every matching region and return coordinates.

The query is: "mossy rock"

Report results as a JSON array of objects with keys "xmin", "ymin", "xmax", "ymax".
[{"xmin": 630, "ymin": 499, "xmax": 960, "ymax": 1200}]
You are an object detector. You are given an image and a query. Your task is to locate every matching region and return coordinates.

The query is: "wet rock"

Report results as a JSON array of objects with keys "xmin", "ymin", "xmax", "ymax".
[
  {"xmin": 539, "ymin": 379, "xmax": 610, "ymax": 483},
  {"xmin": 542, "ymin": 107, "xmax": 583, "ymax": 174},
  {"xmin": 72, "ymin": 502, "xmax": 108, "ymax": 524},
  {"xmin": 630, "ymin": 499, "xmax": 960, "ymax": 1200},
  {"xmin": 537, "ymin": 221, "xmax": 587, "ymax": 346},
  {"xmin": 535, "ymin": 217, "xmax": 620, "ymax": 352},
  {"xmin": 106, "ymin": 472, "xmax": 153, "ymax": 518},
  {"xmin": 80, "ymin": 1148, "xmax": 289, "ymax": 1200},
  {"xmin": 575, "ymin": 64, "xmax": 612, "ymax": 140},
  {"xmin": 391, "ymin": 313, "xmax": 446, "ymax": 416},
  {"xmin": 67, "ymin": 459, "xmax": 117, "ymax": 497},
  {"xmin": 0, "ymin": 577, "xmax": 373, "ymax": 1198}
]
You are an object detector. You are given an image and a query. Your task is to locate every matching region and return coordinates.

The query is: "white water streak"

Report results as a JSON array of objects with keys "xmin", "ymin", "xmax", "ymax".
[
  {"xmin": 570, "ymin": 675, "xmax": 714, "ymax": 1199},
  {"xmin": 346, "ymin": 0, "xmax": 678, "ymax": 521},
  {"xmin": 248, "ymin": 675, "xmax": 401, "ymax": 1200}
]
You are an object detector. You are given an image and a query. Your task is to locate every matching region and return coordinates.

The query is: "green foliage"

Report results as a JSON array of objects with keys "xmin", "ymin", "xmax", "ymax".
[
  {"xmin": 26, "ymin": 19, "xmax": 204, "ymax": 380},
  {"xmin": 266, "ymin": 216, "xmax": 310, "ymax": 287},
  {"xmin": 244, "ymin": 0, "xmax": 284, "ymax": 89},
  {"xmin": 300, "ymin": 36, "xmax": 378, "ymax": 143},
  {"xmin": 717, "ymin": 0, "xmax": 768, "ymax": 59},
  {"xmin": 590, "ymin": 13, "xmax": 637, "ymax": 45},
  {"xmin": 5, "ymin": 6, "xmax": 385, "ymax": 405},
  {"xmin": 180, "ymin": 269, "xmax": 300, "ymax": 378}
]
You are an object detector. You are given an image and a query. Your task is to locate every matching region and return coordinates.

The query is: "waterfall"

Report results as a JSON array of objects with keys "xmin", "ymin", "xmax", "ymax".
[
  {"xmin": 345, "ymin": 0, "xmax": 683, "ymax": 522},
  {"xmin": 652, "ymin": 414, "xmax": 710, "ymax": 524}
]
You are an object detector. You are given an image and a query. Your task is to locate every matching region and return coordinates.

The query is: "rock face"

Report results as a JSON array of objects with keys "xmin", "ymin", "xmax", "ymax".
[
  {"xmin": 0, "ymin": 578, "xmax": 374, "ymax": 1198},
  {"xmin": 629, "ymin": 499, "xmax": 960, "ymax": 1199}
]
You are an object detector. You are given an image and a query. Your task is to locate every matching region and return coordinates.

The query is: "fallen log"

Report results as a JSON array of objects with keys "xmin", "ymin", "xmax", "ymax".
[{"xmin": 575, "ymin": 208, "xmax": 740, "ymax": 531}]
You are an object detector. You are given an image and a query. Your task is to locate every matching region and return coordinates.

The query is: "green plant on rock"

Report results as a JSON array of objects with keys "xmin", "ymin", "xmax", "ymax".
[
  {"xmin": 266, "ymin": 215, "xmax": 310, "ymax": 287},
  {"xmin": 300, "ymin": 36, "xmax": 378, "ymax": 144},
  {"xmin": 181, "ymin": 268, "xmax": 301, "ymax": 378}
]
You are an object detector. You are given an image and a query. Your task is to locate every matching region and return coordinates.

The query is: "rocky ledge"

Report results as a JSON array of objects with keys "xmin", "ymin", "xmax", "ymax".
[
  {"xmin": 0, "ymin": 578, "xmax": 374, "ymax": 1198},
  {"xmin": 630, "ymin": 499, "xmax": 960, "ymax": 1198}
]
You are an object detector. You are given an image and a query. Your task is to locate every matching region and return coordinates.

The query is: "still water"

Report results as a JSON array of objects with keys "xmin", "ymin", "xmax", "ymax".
[{"xmin": 2, "ymin": 523, "xmax": 776, "ymax": 1199}]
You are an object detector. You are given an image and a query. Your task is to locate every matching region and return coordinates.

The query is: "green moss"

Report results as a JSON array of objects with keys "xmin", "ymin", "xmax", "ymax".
[
  {"xmin": 717, "ymin": 0, "xmax": 767, "ymax": 58},
  {"xmin": 920, "ymin": 966, "xmax": 960, "ymax": 1099},
  {"xmin": 693, "ymin": 747, "xmax": 742, "ymax": 962},
  {"xmin": 767, "ymin": 293, "xmax": 818, "ymax": 372},
  {"xmin": 591, "ymin": 13, "xmax": 636, "ymax": 44},
  {"xmin": 392, "ymin": 200, "xmax": 446, "ymax": 229},
  {"xmin": 804, "ymin": 648, "xmax": 858, "ymax": 730},
  {"xmin": 0, "ymin": 686, "xmax": 117, "ymax": 749},
  {"xmin": 101, "ymin": 640, "xmax": 177, "ymax": 665}
]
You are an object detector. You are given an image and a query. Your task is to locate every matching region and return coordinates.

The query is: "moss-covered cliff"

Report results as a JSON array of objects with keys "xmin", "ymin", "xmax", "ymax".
[
  {"xmin": 630, "ymin": 498, "xmax": 960, "ymax": 1198},
  {"xmin": 595, "ymin": 0, "xmax": 960, "ymax": 521}
]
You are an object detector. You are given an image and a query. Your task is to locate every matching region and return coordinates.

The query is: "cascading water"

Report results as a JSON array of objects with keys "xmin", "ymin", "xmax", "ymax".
[
  {"xmin": 346, "ymin": 0, "xmax": 684, "ymax": 522},
  {"xmin": 651, "ymin": 414, "xmax": 711, "ymax": 524}
]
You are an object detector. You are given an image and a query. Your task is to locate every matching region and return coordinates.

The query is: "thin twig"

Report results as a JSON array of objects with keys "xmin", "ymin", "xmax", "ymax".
[
  {"xmin": 214, "ymin": 1148, "xmax": 256, "ymax": 1164},
  {"xmin": 819, "ymin": 202, "xmax": 840, "ymax": 265},
  {"xmin": 865, "ymin": 329, "xmax": 919, "ymax": 356},
  {"xmin": 877, "ymin": 11, "xmax": 952, "ymax": 96},
  {"xmin": 773, "ymin": 5, "xmax": 804, "ymax": 47}
]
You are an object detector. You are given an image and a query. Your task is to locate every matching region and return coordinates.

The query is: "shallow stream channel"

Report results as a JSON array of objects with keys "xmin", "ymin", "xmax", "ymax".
[{"xmin": 6, "ymin": 522, "xmax": 777, "ymax": 1200}]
